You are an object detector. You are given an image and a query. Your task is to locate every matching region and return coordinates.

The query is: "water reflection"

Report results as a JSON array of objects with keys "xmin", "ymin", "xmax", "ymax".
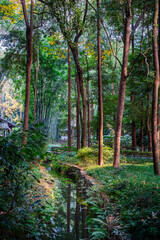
[{"xmin": 52, "ymin": 180, "xmax": 89, "ymax": 240}]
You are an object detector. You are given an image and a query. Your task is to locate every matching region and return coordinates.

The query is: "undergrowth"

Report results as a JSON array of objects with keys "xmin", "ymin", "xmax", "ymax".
[
  {"xmin": 87, "ymin": 163, "xmax": 160, "ymax": 239},
  {"xmin": 0, "ymin": 129, "xmax": 61, "ymax": 240}
]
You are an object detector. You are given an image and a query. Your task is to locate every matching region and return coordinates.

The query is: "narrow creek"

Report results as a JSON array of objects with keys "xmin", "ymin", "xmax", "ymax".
[{"xmin": 50, "ymin": 174, "xmax": 90, "ymax": 240}]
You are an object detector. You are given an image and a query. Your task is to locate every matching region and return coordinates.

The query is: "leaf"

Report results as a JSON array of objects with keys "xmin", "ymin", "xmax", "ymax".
[{"xmin": 32, "ymin": 200, "xmax": 41, "ymax": 205}]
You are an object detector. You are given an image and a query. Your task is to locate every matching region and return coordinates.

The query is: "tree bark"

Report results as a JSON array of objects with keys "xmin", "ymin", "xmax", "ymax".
[
  {"xmin": 131, "ymin": 93, "xmax": 137, "ymax": 151},
  {"xmin": 147, "ymin": 115, "xmax": 152, "ymax": 152},
  {"xmin": 113, "ymin": 0, "xmax": 132, "ymax": 167},
  {"xmin": 21, "ymin": 0, "xmax": 34, "ymax": 144},
  {"xmin": 33, "ymin": 45, "xmax": 39, "ymax": 125},
  {"xmin": 68, "ymin": 46, "xmax": 72, "ymax": 150},
  {"xmin": 71, "ymin": 46, "xmax": 87, "ymax": 147},
  {"xmin": 97, "ymin": 0, "xmax": 103, "ymax": 166},
  {"xmin": 76, "ymin": 73, "xmax": 81, "ymax": 150},
  {"xmin": 141, "ymin": 119, "xmax": 144, "ymax": 151},
  {"xmin": 152, "ymin": 0, "xmax": 160, "ymax": 175},
  {"xmin": 86, "ymin": 55, "xmax": 91, "ymax": 147}
]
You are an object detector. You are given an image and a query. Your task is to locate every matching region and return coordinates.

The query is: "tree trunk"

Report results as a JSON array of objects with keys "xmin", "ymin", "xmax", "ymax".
[
  {"xmin": 147, "ymin": 115, "xmax": 152, "ymax": 151},
  {"xmin": 113, "ymin": 1, "xmax": 132, "ymax": 167},
  {"xmin": 68, "ymin": 46, "xmax": 72, "ymax": 150},
  {"xmin": 131, "ymin": 93, "xmax": 137, "ymax": 151},
  {"xmin": 152, "ymin": 0, "xmax": 160, "ymax": 175},
  {"xmin": 71, "ymin": 46, "xmax": 87, "ymax": 147},
  {"xmin": 76, "ymin": 73, "xmax": 80, "ymax": 150},
  {"xmin": 97, "ymin": 0, "xmax": 103, "ymax": 166},
  {"xmin": 33, "ymin": 46, "xmax": 39, "ymax": 125},
  {"xmin": 86, "ymin": 55, "xmax": 91, "ymax": 147},
  {"xmin": 21, "ymin": 0, "xmax": 34, "ymax": 144},
  {"xmin": 141, "ymin": 119, "xmax": 144, "ymax": 151}
]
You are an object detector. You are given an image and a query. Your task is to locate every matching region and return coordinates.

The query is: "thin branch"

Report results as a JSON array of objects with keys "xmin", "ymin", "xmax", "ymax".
[
  {"xmin": 100, "ymin": 20, "xmax": 122, "ymax": 67},
  {"xmin": 127, "ymin": 53, "xmax": 141, "ymax": 78},
  {"xmin": 127, "ymin": 47, "xmax": 151, "ymax": 78},
  {"xmin": 74, "ymin": 0, "xmax": 88, "ymax": 42},
  {"xmin": 20, "ymin": 0, "xmax": 30, "ymax": 28},
  {"xmin": 140, "ymin": 9, "xmax": 145, "ymax": 53},
  {"xmin": 87, "ymin": 0, "xmax": 122, "ymax": 66},
  {"xmin": 130, "ymin": 12, "xmax": 144, "ymax": 43}
]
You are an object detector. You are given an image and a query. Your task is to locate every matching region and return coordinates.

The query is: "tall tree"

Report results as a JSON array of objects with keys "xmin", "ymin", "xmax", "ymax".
[
  {"xmin": 20, "ymin": 0, "xmax": 34, "ymax": 143},
  {"xmin": 68, "ymin": 46, "xmax": 71, "ymax": 150},
  {"xmin": 152, "ymin": 0, "xmax": 160, "ymax": 175},
  {"xmin": 97, "ymin": 0, "xmax": 103, "ymax": 165},
  {"xmin": 113, "ymin": 0, "xmax": 132, "ymax": 167},
  {"xmin": 33, "ymin": 44, "xmax": 39, "ymax": 125},
  {"xmin": 76, "ymin": 73, "xmax": 81, "ymax": 150}
]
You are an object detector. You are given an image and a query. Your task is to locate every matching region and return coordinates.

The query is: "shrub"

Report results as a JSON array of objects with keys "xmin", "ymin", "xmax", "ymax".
[
  {"xmin": 104, "ymin": 134, "xmax": 132, "ymax": 150},
  {"xmin": 76, "ymin": 145, "xmax": 113, "ymax": 165},
  {"xmin": 0, "ymin": 128, "xmax": 56, "ymax": 239}
]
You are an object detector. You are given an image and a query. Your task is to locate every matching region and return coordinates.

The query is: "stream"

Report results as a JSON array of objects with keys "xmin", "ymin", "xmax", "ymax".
[{"xmin": 50, "ymin": 176, "xmax": 90, "ymax": 240}]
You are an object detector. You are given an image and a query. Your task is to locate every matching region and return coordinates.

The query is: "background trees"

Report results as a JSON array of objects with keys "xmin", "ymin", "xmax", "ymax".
[{"xmin": 0, "ymin": 0, "xmax": 160, "ymax": 174}]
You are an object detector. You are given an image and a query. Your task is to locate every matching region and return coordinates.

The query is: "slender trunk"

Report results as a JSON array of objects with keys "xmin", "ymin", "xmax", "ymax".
[
  {"xmin": 141, "ymin": 119, "xmax": 144, "ymax": 151},
  {"xmin": 147, "ymin": 115, "xmax": 152, "ymax": 151},
  {"xmin": 132, "ymin": 121, "xmax": 137, "ymax": 151},
  {"xmin": 131, "ymin": 93, "xmax": 137, "ymax": 151},
  {"xmin": 70, "ymin": 46, "xmax": 87, "ymax": 147},
  {"xmin": 67, "ymin": 184, "xmax": 71, "ymax": 240},
  {"xmin": 33, "ymin": 46, "xmax": 39, "ymax": 125},
  {"xmin": 131, "ymin": 20, "xmax": 137, "ymax": 151},
  {"xmin": 21, "ymin": 0, "xmax": 34, "ymax": 144},
  {"xmin": 68, "ymin": 46, "xmax": 72, "ymax": 150},
  {"xmin": 113, "ymin": 1, "xmax": 132, "ymax": 167},
  {"xmin": 86, "ymin": 55, "xmax": 91, "ymax": 147},
  {"xmin": 97, "ymin": 0, "xmax": 103, "ymax": 166},
  {"xmin": 0, "ymin": 93, "xmax": 3, "ymax": 118},
  {"xmin": 111, "ymin": 82, "xmax": 114, "ymax": 95},
  {"xmin": 76, "ymin": 73, "xmax": 80, "ymax": 150},
  {"xmin": 152, "ymin": 0, "xmax": 160, "ymax": 175}
]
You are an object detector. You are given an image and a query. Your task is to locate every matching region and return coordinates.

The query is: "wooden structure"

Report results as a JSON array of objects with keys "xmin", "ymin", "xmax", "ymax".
[{"xmin": 0, "ymin": 118, "xmax": 16, "ymax": 137}]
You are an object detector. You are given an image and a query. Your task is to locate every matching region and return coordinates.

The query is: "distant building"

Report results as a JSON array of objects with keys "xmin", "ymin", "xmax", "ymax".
[{"xmin": 0, "ymin": 118, "xmax": 16, "ymax": 137}]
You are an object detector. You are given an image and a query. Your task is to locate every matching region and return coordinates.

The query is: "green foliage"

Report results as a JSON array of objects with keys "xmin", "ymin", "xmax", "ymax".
[
  {"xmin": 104, "ymin": 134, "xmax": 132, "ymax": 150},
  {"xmin": 0, "ymin": 129, "xmax": 61, "ymax": 239},
  {"xmin": 85, "ymin": 188, "xmax": 108, "ymax": 240},
  {"xmin": 87, "ymin": 161, "xmax": 160, "ymax": 239},
  {"xmin": 76, "ymin": 145, "xmax": 113, "ymax": 166}
]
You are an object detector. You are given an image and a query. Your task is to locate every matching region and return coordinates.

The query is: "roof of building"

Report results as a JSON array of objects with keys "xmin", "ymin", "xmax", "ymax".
[{"xmin": 0, "ymin": 118, "xmax": 16, "ymax": 128}]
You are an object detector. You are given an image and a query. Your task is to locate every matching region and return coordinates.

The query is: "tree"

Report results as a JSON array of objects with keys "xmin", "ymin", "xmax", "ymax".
[
  {"xmin": 20, "ymin": 0, "xmax": 34, "ymax": 143},
  {"xmin": 97, "ymin": 0, "xmax": 103, "ymax": 166},
  {"xmin": 152, "ymin": 0, "xmax": 160, "ymax": 175},
  {"xmin": 68, "ymin": 46, "xmax": 71, "ymax": 150},
  {"xmin": 113, "ymin": 0, "xmax": 132, "ymax": 167},
  {"xmin": 39, "ymin": 0, "xmax": 88, "ymax": 147}
]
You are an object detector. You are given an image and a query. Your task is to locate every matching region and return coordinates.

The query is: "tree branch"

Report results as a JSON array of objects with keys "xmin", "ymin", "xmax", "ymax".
[
  {"xmin": 100, "ymin": 20, "xmax": 122, "ymax": 67},
  {"xmin": 74, "ymin": 0, "xmax": 88, "ymax": 42},
  {"xmin": 127, "ymin": 47, "xmax": 151, "ymax": 78},
  {"xmin": 87, "ymin": 0, "xmax": 122, "ymax": 67},
  {"xmin": 20, "ymin": 0, "xmax": 30, "ymax": 28}
]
